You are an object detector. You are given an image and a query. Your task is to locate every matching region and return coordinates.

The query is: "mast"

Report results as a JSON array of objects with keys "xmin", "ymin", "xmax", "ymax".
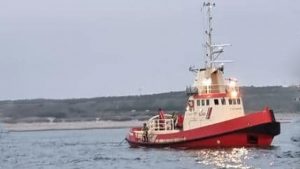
[
  {"xmin": 203, "ymin": 1, "xmax": 214, "ymax": 68},
  {"xmin": 203, "ymin": 1, "xmax": 230, "ymax": 69}
]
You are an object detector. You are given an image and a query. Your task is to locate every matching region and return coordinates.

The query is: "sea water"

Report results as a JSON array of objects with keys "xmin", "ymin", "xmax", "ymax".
[{"xmin": 1, "ymin": 119, "xmax": 300, "ymax": 169}]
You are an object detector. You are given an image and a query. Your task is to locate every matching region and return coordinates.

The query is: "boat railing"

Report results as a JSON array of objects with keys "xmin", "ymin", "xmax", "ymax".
[
  {"xmin": 188, "ymin": 84, "xmax": 239, "ymax": 95},
  {"xmin": 186, "ymin": 86, "xmax": 198, "ymax": 95},
  {"xmin": 147, "ymin": 115, "xmax": 175, "ymax": 131}
]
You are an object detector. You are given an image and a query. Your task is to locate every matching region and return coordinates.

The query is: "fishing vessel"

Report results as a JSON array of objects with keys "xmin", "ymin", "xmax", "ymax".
[{"xmin": 125, "ymin": 1, "xmax": 280, "ymax": 149}]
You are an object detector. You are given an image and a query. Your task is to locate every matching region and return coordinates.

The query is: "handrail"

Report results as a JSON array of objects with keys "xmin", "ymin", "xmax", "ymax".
[
  {"xmin": 148, "ymin": 118, "xmax": 174, "ymax": 131},
  {"xmin": 147, "ymin": 114, "xmax": 175, "ymax": 131},
  {"xmin": 187, "ymin": 84, "xmax": 239, "ymax": 95}
]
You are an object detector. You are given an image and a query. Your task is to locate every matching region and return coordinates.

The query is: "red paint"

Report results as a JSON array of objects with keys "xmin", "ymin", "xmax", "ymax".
[
  {"xmin": 193, "ymin": 93, "xmax": 227, "ymax": 99},
  {"xmin": 176, "ymin": 114, "xmax": 184, "ymax": 128},
  {"xmin": 126, "ymin": 108, "xmax": 280, "ymax": 149},
  {"xmin": 127, "ymin": 132, "xmax": 275, "ymax": 149},
  {"xmin": 193, "ymin": 93, "xmax": 241, "ymax": 99}
]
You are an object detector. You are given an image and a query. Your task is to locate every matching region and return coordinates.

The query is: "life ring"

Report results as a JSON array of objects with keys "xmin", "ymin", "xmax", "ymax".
[{"xmin": 187, "ymin": 100, "xmax": 194, "ymax": 108}]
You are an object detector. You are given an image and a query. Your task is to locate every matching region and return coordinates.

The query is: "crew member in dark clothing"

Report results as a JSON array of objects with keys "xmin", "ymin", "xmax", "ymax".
[
  {"xmin": 171, "ymin": 112, "xmax": 178, "ymax": 129},
  {"xmin": 142, "ymin": 123, "xmax": 149, "ymax": 142}
]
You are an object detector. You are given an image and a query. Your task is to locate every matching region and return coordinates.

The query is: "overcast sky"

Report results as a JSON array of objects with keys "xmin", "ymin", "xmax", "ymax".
[{"xmin": 0, "ymin": 0, "xmax": 299, "ymax": 100}]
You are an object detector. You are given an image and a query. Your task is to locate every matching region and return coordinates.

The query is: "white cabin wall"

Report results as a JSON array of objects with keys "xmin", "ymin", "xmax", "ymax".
[
  {"xmin": 183, "ymin": 97, "xmax": 245, "ymax": 130},
  {"xmin": 194, "ymin": 68, "xmax": 226, "ymax": 94},
  {"xmin": 184, "ymin": 67, "xmax": 245, "ymax": 130}
]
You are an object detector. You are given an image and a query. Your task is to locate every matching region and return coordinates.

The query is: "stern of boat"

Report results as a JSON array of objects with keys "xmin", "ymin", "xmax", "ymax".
[{"xmin": 239, "ymin": 107, "xmax": 280, "ymax": 147}]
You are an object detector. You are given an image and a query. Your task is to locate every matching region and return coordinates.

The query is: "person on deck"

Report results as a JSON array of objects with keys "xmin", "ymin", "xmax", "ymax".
[
  {"xmin": 176, "ymin": 114, "xmax": 184, "ymax": 129},
  {"xmin": 158, "ymin": 108, "xmax": 165, "ymax": 119},
  {"xmin": 142, "ymin": 123, "xmax": 149, "ymax": 142},
  {"xmin": 158, "ymin": 108, "xmax": 165, "ymax": 130},
  {"xmin": 171, "ymin": 112, "xmax": 178, "ymax": 129}
]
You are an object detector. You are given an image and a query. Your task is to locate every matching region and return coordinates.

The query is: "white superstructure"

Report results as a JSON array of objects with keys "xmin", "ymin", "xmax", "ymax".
[{"xmin": 183, "ymin": 1, "xmax": 245, "ymax": 130}]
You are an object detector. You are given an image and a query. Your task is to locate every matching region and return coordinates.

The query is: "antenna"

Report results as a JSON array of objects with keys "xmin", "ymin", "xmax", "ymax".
[
  {"xmin": 203, "ymin": 1, "xmax": 231, "ymax": 68},
  {"xmin": 189, "ymin": 66, "xmax": 199, "ymax": 73}
]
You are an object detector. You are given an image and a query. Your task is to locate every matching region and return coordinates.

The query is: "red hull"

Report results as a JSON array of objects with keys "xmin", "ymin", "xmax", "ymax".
[{"xmin": 126, "ymin": 109, "xmax": 280, "ymax": 149}]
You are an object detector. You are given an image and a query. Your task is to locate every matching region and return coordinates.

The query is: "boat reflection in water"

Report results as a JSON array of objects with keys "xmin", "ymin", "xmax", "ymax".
[{"xmin": 193, "ymin": 148, "xmax": 251, "ymax": 169}]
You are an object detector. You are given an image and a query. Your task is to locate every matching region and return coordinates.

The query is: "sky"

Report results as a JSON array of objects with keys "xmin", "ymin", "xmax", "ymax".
[{"xmin": 0, "ymin": 0, "xmax": 299, "ymax": 100}]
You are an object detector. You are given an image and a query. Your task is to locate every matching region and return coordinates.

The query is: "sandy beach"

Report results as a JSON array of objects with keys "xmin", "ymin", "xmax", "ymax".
[
  {"xmin": 3, "ymin": 120, "xmax": 144, "ymax": 132},
  {"xmin": 2, "ymin": 113, "xmax": 299, "ymax": 132}
]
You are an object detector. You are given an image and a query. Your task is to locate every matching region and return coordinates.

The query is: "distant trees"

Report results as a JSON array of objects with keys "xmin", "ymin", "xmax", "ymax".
[{"xmin": 0, "ymin": 86, "xmax": 299, "ymax": 123}]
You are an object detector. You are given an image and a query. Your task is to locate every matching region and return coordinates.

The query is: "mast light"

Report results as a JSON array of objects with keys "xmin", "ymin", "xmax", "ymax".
[
  {"xmin": 230, "ymin": 90, "xmax": 238, "ymax": 98},
  {"xmin": 229, "ymin": 81, "xmax": 236, "ymax": 88},
  {"xmin": 203, "ymin": 78, "xmax": 212, "ymax": 86}
]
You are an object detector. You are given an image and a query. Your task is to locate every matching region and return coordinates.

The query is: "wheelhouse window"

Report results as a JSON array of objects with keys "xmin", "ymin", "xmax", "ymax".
[
  {"xmin": 237, "ymin": 98, "xmax": 241, "ymax": 105},
  {"xmin": 206, "ymin": 99, "xmax": 210, "ymax": 106},
  {"xmin": 197, "ymin": 100, "xmax": 201, "ymax": 106},
  {"xmin": 214, "ymin": 99, "xmax": 219, "ymax": 105},
  {"xmin": 228, "ymin": 99, "xmax": 232, "ymax": 105},
  {"xmin": 233, "ymin": 99, "xmax": 237, "ymax": 105},
  {"xmin": 201, "ymin": 100, "xmax": 205, "ymax": 106},
  {"xmin": 221, "ymin": 98, "xmax": 226, "ymax": 105}
]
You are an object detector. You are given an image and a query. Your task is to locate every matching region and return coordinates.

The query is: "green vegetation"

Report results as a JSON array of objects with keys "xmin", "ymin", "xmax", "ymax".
[{"xmin": 0, "ymin": 86, "xmax": 299, "ymax": 123}]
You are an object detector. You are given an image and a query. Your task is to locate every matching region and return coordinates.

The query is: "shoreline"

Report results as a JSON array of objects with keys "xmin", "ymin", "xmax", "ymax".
[
  {"xmin": 3, "ymin": 120, "xmax": 144, "ymax": 132},
  {"xmin": 2, "ymin": 113, "xmax": 299, "ymax": 132}
]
